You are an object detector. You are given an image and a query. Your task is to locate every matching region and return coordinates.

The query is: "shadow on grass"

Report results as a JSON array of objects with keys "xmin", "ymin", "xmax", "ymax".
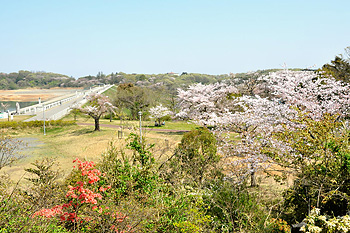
[
  {"xmin": 43, "ymin": 127, "xmax": 66, "ymax": 134},
  {"xmin": 71, "ymin": 128, "xmax": 95, "ymax": 136},
  {"xmin": 154, "ymin": 131, "xmax": 186, "ymax": 136},
  {"xmin": 146, "ymin": 126, "xmax": 164, "ymax": 129}
]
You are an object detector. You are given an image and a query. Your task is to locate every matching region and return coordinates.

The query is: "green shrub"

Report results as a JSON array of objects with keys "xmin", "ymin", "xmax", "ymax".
[
  {"xmin": 203, "ymin": 181, "xmax": 269, "ymax": 232},
  {"xmin": 0, "ymin": 121, "xmax": 17, "ymax": 129},
  {"xmin": 148, "ymin": 192, "xmax": 213, "ymax": 233},
  {"xmin": 98, "ymin": 135, "xmax": 159, "ymax": 202},
  {"xmin": 273, "ymin": 114, "xmax": 350, "ymax": 223},
  {"xmin": 0, "ymin": 120, "xmax": 75, "ymax": 129},
  {"xmin": 167, "ymin": 127, "xmax": 222, "ymax": 188},
  {"xmin": 172, "ymin": 197, "xmax": 214, "ymax": 233}
]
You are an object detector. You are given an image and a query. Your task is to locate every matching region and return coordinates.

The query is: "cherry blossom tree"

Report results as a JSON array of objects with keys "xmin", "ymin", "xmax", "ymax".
[
  {"xmin": 178, "ymin": 69, "xmax": 350, "ymax": 132},
  {"xmin": 149, "ymin": 104, "xmax": 171, "ymax": 126},
  {"xmin": 176, "ymin": 82, "xmax": 278, "ymax": 185},
  {"xmin": 78, "ymin": 93, "xmax": 117, "ymax": 131},
  {"xmin": 176, "ymin": 82, "xmax": 238, "ymax": 125},
  {"xmin": 176, "ymin": 69, "xmax": 350, "ymax": 185},
  {"xmin": 260, "ymin": 70, "xmax": 350, "ymax": 119},
  {"xmin": 215, "ymin": 95, "xmax": 294, "ymax": 186}
]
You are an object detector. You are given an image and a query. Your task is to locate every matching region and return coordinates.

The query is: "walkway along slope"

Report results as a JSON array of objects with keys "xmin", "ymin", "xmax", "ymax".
[{"xmin": 24, "ymin": 85, "xmax": 113, "ymax": 122}]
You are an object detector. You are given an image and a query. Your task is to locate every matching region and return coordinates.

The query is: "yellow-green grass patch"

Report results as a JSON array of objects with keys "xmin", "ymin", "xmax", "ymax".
[{"xmin": 1, "ymin": 120, "xmax": 184, "ymax": 186}]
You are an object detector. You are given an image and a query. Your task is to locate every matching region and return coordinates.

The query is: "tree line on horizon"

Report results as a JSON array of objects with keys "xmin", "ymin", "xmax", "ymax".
[
  {"xmin": 3, "ymin": 51, "xmax": 348, "ymax": 91},
  {"xmin": 0, "ymin": 69, "xmax": 234, "ymax": 90},
  {"xmin": 1, "ymin": 47, "xmax": 348, "ymax": 91}
]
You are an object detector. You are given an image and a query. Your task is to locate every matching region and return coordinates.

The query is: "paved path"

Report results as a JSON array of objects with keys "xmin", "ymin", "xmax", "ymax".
[
  {"xmin": 77, "ymin": 122, "xmax": 190, "ymax": 133},
  {"xmin": 24, "ymin": 85, "xmax": 113, "ymax": 121},
  {"xmin": 25, "ymin": 95, "xmax": 84, "ymax": 121}
]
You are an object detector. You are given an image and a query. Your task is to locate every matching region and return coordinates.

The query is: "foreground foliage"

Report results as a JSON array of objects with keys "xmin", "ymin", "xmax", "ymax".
[
  {"xmin": 301, "ymin": 208, "xmax": 350, "ymax": 233},
  {"xmin": 265, "ymin": 114, "xmax": 350, "ymax": 223},
  {"xmin": 0, "ymin": 130, "xmax": 279, "ymax": 232}
]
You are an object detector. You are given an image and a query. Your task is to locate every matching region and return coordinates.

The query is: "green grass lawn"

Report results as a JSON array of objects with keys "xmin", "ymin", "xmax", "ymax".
[{"xmin": 102, "ymin": 84, "xmax": 117, "ymax": 97}]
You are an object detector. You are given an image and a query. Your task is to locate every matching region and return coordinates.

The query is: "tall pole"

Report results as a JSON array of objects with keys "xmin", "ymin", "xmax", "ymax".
[
  {"xmin": 43, "ymin": 104, "xmax": 46, "ymax": 135},
  {"xmin": 138, "ymin": 111, "xmax": 142, "ymax": 145}
]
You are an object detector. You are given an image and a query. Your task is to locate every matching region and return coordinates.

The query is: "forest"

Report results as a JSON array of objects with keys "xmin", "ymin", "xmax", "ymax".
[{"xmin": 0, "ymin": 47, "xmax": 350, "ymax": 232}]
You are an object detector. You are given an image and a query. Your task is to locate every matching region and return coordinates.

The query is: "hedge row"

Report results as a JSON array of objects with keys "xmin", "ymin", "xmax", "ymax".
[{"xmin": 0, "ymin": 120, "xmax": 76, "ymax": 129}]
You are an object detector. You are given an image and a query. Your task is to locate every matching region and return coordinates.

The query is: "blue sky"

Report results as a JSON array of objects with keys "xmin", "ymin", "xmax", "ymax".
[{"xmin": 0, "ymin": 0, "xmax": 349, "ymax": 78}]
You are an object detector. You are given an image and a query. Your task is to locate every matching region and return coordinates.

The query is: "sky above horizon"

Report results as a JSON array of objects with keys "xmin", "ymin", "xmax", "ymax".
[{"xmin": 0, "ymin": 0, "xmax": 349, "ymax": 78}]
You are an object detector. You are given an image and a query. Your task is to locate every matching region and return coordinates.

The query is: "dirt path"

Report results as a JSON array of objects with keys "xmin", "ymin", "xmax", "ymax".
[
  {"xmin": 77, "ymin": 122, "xmax": 190, "ymax": 133},
  {"xmin": 17, "ymin": 137, "xmax": 44, "ymax": 157}
]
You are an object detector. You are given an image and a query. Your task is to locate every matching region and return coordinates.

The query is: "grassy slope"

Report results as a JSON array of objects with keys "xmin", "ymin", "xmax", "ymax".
[
  {"xmin": 2, "ymin": 113, "xmax": 289, "ymax": 194},
  {"xmin": 1, "ymin": 113, "xmax": 197, "ymax": 186}
]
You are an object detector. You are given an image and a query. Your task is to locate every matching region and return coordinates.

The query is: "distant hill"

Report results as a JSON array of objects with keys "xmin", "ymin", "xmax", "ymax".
[
  {"xmin": 0, "ymin": 68, "xmax": 310, "ymax": 90},
  {"xmin": 75, "ymin": 69, "xmax": 310, "ymax": 89},
  {"xmin": 0, "ymin": 70, "xmax": 80, "ymax": 90}
]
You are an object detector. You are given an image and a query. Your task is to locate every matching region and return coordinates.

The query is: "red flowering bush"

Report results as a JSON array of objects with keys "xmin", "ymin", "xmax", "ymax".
[{"xmin": 32, "ymin": 158, "xmax": 132, "ymax": 232}]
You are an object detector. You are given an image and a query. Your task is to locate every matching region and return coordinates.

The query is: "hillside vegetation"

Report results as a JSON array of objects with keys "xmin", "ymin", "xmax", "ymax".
[
  {"xmin": 0, "ymin": 69, "xmax": 298, "ymax": 90},
  {"xmin": 1, "ymin": 47, "xmax": 350, "ymax": 232}
]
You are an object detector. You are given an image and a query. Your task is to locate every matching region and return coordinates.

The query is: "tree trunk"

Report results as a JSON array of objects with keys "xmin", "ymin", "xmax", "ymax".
[
  {"xmin": 251, "ymin": 170, "xmax": 257, "ymax": 187},
  {"xmin": 94, "ymin": 117, "xmax": 100, "ymax": 131}
]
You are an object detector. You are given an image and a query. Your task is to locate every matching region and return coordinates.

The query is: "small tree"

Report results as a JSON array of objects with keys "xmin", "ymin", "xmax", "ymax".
[
  {"xmin": 149, "ymin": 104, "xmax": 171, "ymax": 126},
  {"xmin": 24, "ymin": 158, "xmax": 64, "ymax": 208},
  {"xmin": 168, "ymin": 127, "xmax": 221, "ymax": 187},
  {"xmin": 0, "ymin": 135, "xmax": 24, "ymax": 170},
  {"xmin": 111, "ymin": 83, "xmax": 152, "ymax": 120},
  {"xmin": 79, "ymin": 93, "xmax": 116, "ymax": 131},
  {"xmin": 1, "ymin": 103, "xmax": 9, "ymax": 113},
  {"xmin": 70, "ymin": 108, "xmax": 81, "ymax": 121},
  {"xmin": 320, "ymin": 46, "xmax": 350, "ymax": 83}
]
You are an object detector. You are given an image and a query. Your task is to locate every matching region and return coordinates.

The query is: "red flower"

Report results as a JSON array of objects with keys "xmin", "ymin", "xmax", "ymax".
[{"xmin": 32, "ymin": 158, "xmax": 130, "ymax": 231}]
